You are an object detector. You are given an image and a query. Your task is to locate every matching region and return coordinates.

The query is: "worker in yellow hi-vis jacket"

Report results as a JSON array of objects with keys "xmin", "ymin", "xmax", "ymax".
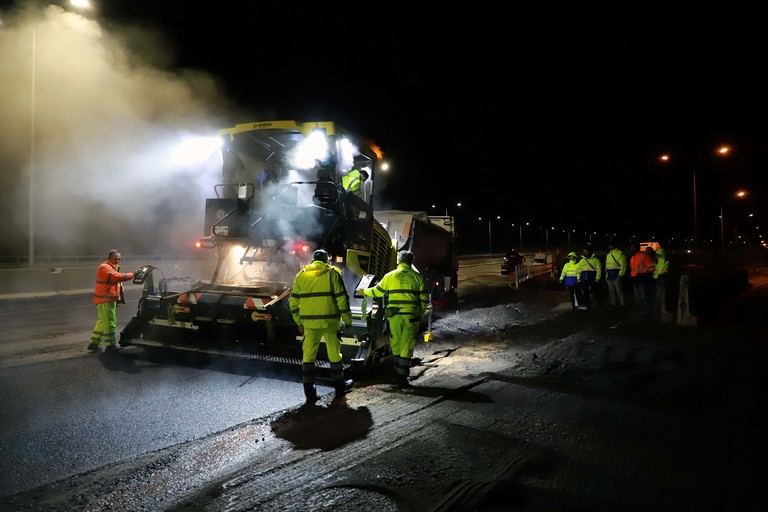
[{"xmin": 356, "ymin": 250, "xmax": 428, "ymax": 388}]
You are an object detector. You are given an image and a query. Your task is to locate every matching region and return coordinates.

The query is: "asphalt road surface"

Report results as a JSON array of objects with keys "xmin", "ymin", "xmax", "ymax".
[
  {"xmin": 0, "ymin": 288, "xmax": 337, "ymax": 498},
  {"xmin": 1, "ymin": 261, "xmax": 766, "ymax": 511}
]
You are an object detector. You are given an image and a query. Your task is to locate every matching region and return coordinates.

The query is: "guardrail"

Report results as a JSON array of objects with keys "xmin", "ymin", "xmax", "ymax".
[
  {"xmin": 513, "ymin": 263, "xmax": 555, "ymax": 288},
  {"xmin": 0, "ymin": 254, "xmax": 211, "ymax": 269},
  {"xmin": 0, "ymin": 256, "xmax": 217, "ymax": 300}
]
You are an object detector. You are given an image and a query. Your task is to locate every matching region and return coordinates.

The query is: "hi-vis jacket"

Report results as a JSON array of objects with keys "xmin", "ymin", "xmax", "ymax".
[
  {"xmin": 93, "ymin": 260, "xmax": 135, "ymax": 305},
  {"xmin": 653, "ymin": 248, "xmax": 670, "ymax": 280},
  {"xmin": 362, "ymin": 263, "xmax": 428, "ymax": 318},
  {"xmin": 630, "ymin": 251, "xmax": 656, "ymax": 278},
  {"xmin": 559, "ymin": 260, "xmax": 581, "ymax": 286},
  {"xmin": 290, "ymin": 261, "xmax": 352, "ymax": 329},
  {"xmin": 605, "ymin": 248, "xmax": 628, "ymax": 280},
  {"xmin": 579, "ymin": 254, "xmax": 602, "ymax": 283},
  {"xmin": 341, "ymin": 168, "xmax": 364, "ymax": 196}
]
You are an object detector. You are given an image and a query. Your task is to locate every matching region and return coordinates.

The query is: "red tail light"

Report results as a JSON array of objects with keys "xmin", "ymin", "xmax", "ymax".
[
  {"xmin": 195, "ymin": 237, "xmax": 215, "ymax": 249},
  {"xmin": 294, "ymin": 242, "xmax": 311, "ymax": 253}
]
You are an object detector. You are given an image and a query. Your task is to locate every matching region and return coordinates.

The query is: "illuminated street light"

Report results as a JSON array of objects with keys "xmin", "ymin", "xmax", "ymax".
[
  {"xmin": 433, "ymin": 202, "xmax": 461, "ymax": 217},
  {"xmin": 720, "ymin": 189, "xmax": 748, "ymax": 268},
  {"xmin": 659, "ymin": 144, "xmax": 731, "ymax": 262}
]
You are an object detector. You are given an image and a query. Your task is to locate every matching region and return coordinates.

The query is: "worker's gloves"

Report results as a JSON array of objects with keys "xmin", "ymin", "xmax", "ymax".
[
  {"xmin": 297, "ymin": 325, "xmax": 304, "ymax": 335},
  {"xmin": 344, "ymin": 322, "xmax": 352, "ymax": 329}
]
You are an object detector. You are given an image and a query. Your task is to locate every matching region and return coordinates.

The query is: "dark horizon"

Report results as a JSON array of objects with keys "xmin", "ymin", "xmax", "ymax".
[{"xmin": 0, "ymin": 1, "xmax": 764, "ymax": 257}]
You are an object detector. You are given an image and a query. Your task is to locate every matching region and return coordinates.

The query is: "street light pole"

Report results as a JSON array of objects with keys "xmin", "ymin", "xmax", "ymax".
[
  {"xmin": 488, "ymin": 219, "xmax": 492, "ymax": 254},
  {"xmin": 692, "ymin": 169, "xmax": 698, "ymax": 256},
  {"xmin": 720, "ymin": 205, "xmax": 725, "ymax": 268},
  {"xmin": 25, "ymin": 1, "xmax": 92, "ymax": 268},
  {"xmin": 29, "ymin": 26, "xmax": 36, "ymax": 269}
]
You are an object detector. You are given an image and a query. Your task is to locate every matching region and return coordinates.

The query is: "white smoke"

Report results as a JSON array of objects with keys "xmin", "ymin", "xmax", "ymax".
[{"xmin": 0, "ymin": 4, "xmax": 237, "ymax": 257}]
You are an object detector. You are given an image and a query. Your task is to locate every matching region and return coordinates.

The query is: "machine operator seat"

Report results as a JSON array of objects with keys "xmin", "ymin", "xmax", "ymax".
[{"xmin": 313, "ymin": 181, "xmax": 340, "ymax": 212}]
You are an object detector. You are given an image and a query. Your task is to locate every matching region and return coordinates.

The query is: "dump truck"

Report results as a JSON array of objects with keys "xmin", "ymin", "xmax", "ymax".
[
  {"xmin": 374, "ymin": 210, "xmax": 458, "ymax": 308},
  {"xmin": 120, "ymin": 120, "xmax": 399, "ymax": 377}
]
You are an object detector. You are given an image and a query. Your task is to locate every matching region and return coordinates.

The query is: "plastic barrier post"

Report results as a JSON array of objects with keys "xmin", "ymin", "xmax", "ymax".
[{"xmin": 677, "ymin": 274, "xmax": 698, "ymax": 326}]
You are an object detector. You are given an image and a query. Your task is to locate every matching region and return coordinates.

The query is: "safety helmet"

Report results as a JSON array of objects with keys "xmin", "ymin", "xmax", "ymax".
[
  {"xmin": 313, "ymin": 249, "xmax": 329, "ymax": 263},
  {"xmin": 567, "ymin": 251, "xmax": 577, "ymax": 259}
]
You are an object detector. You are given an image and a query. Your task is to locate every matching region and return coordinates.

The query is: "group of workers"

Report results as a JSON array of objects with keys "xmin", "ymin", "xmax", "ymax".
[
  {"xmin": 559, "ymin": 241, "xmax": 670, "ymax": 320},
  {"xmin": 289, "ymin": 247, "xmax": 428, "ymax": 405},
  {"xmin": 87, "ymin": 165, "xmax": 423, "ymax": 407}
]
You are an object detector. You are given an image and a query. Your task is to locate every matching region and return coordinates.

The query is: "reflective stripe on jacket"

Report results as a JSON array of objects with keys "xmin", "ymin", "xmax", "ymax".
[
  {"xmin": 653, "ymin": 256, "xmax": 670, "ymax": 279},
  {"xmin": 341, "ymin": 169, "xmax": 363, "ymax": 196},
  {"xmin": 579, "ymin": 255, "xmax": 602, "ymax": 283},
  {"xmin": 290, "ymin": 261, "xmax": 352, "ymax": 328},
  {"xmin": 559, "ymin": 260, "xmax": 581, "ymax": 286},
  {"xmin": 363, "ymin": 263, "xmax": 428, "ymax": 317},
  {"xmin": 605, "ymin": 248, "xmax": 627, "ymax": 279},
  {"xmin": 93, "ymin": 260, "xmax": 134, "ymax": 304},
  {"xmin": 629, "ymin": 252, "xmax": 656, "ymax": 277}
]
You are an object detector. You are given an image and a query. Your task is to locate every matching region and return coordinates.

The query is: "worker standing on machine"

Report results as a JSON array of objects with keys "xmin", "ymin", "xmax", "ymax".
[
  {"xmin": 341, "ymin": 167, "xmax": 368, "ymax": 198},
  {"xmin": 341, "ymin": 167, "xmax": 369, "ymax": 222},
  {"xmin": 289, "ymin": 249, "xmax": 353, "ymax": 404},
  {"xmin": 356, "ymin": 250, "xmax": 429, "ymax": 388}
]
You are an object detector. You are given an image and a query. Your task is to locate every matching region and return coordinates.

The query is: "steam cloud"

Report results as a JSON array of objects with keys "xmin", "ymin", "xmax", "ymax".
[{"xmin": 0, "ymin": 4, "xmax": 238, "ymax": 258}]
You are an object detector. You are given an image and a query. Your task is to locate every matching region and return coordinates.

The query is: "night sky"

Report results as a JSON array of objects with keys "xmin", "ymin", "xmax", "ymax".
[{"xmin": 1, "ymin": 1, "xmax": 766, "ymax": 254}]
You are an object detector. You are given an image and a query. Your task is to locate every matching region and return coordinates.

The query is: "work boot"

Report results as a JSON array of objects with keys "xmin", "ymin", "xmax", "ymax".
[
  {"xmin": 303, "ymin": 383, "xmax": 319, "ymax": 405},
  {"xmin": 104, "ymin": 345, "xmax": 118, "ymax": 353},
  {"xmin": 334, "ymin": 379, "xmax": 354, "ymax": 396},
  {"xmin": 87, "ymin": 343, "xmax": 99, "ymax": 352},
  {"xmin": 395, "ymin": 374, "xmax": 411, "ymax": 388}
]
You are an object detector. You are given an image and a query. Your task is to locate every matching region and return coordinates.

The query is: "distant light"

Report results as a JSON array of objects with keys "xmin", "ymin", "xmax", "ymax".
[
  {"xmin": 169, "ymin": 136, "xmax": 221, "ymax": 166},
  {"xmin": 659, "ymin": 154, "xmax": 670, "ymax": 162},
  {"xmin": 717, "ymin": 145, "xmax": 731, "ymax": 156},
  {"xmin": 70, "ymin": 0, "xmax": 91, "ymax": 9},
  {"xmin": 380, "ymin": 161, "xmax": 390, "ymax": 172}
]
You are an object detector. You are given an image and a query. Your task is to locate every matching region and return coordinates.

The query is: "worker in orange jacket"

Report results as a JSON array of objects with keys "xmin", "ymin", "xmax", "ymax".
[
  {"xmin": 88, "ymin": 249, "xmax": 139, "ymax": 353},
  {"xmin": 629, "ymin": 244, "xmax": 656, "ymax": 320}
]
